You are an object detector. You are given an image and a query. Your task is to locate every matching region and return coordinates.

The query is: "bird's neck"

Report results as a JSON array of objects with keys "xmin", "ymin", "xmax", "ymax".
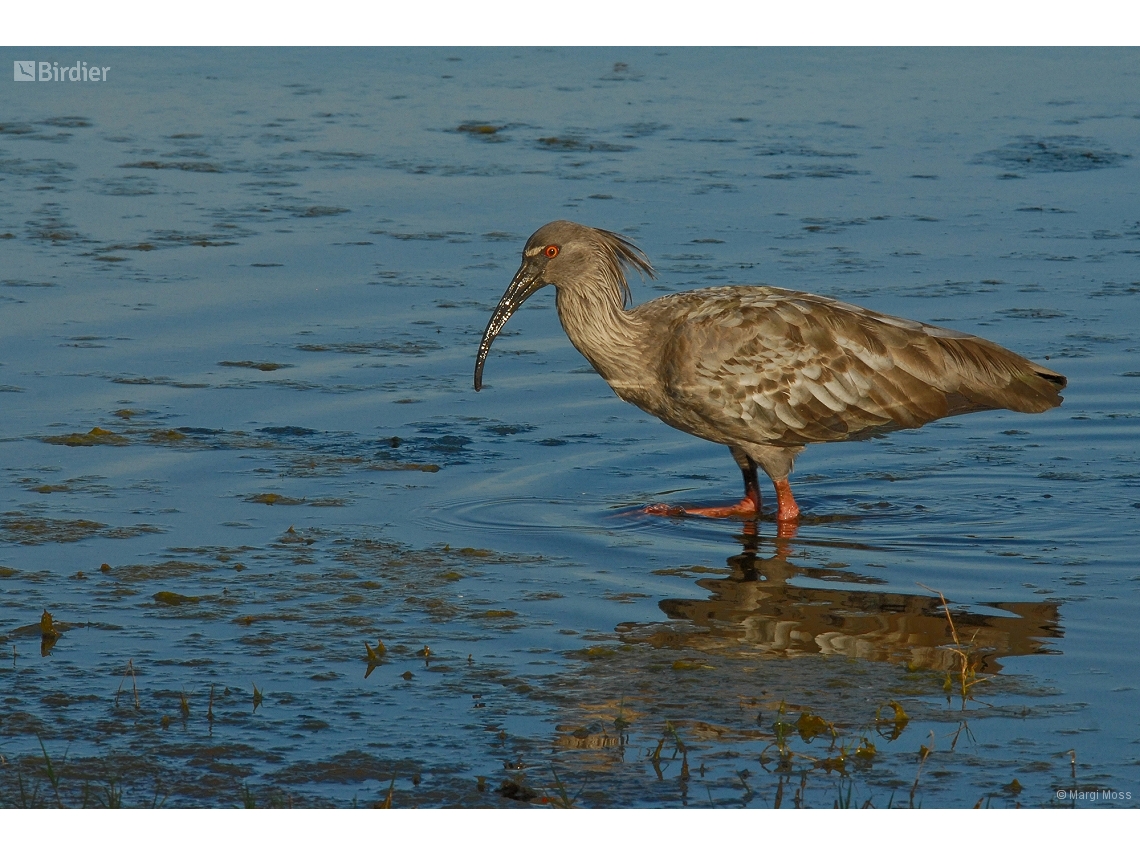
[{"xmin": 555, "ymin": 280, "xmax": 648, "ymax": 391}]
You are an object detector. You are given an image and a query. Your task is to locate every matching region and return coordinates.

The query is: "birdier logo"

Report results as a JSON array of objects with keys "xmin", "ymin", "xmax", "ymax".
[{"xmin": 13, "ymin": 60, "xmax": 110, "ymax": 82}]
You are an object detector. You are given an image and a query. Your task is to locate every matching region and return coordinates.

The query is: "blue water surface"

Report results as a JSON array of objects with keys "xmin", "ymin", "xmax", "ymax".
[{"xmin": 1, "ymin": 48, "xmax": 1138, "ymax": 808}]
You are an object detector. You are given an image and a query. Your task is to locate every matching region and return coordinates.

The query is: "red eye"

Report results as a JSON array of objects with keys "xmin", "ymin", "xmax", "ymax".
[{"xmin": 544, "ymin": 245, "xmax": 559, "ymax": 258}]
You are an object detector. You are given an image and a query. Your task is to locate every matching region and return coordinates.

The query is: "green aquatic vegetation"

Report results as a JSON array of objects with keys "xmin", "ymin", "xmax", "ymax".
[
  {"xmin": 166, "ymin": 544, "xmax": 258, "ymax": 565},
  {"xmin": 39, "ymin": 737, "xmax": 64, "ymax": 808},
  {"xmin": 604, "ymin": 591, "xmax": 651, "ymax": 603},
  {"xmin": 853, "ymin": 737, "xmax": 877, "ymax": 765},
  {"xmin": 246, "ymin": 493, "xmax": 306, "ymax": 506},
  {"xmin": 104, "ymin": 560, "xmax": 215, "ymax": 583},
  {"xmin": 148, "ymin": 429, "xmax": 188, "ymax": 443},
  {"xmin": 120, "ymin": 160, "xmax": 226, "ymax": 174},
  {"xmin": 295, "ymin": 339, "xmax": 442, "ymax": 356},
  {"xmin": 365, "ymin": 460, "xmax": 441, "ymax": 472},
  {"xmin": 2, "ymin": 609, "xmax": 72, "ymax": 655},
  {"xmin": 542, "ymin": 765, "xmax": 585, "ymax": 808},
  {"xmin": 114, "ymin": 660, "xmax": 140, "ymax": 711},
  {"xmin": 647, "ymin": 721, "xmax": 690, "ymax": 782},
  {"xmin": 0, "ymin": 622, "xmax": 1056, "ymax": 809},
  {"xmin": 909, "ymin": 731, "xmax": 936, "ymax": 808},
  {"xmin": 794, "ymin": 711, "xmax": 837, "ymax": 743},
  {"xmin": 874, "ymin": 700, "xmax": 911, "ymax": 741},
  {"xmin": 239, "ymin": 783, "xmax": 257, "ymax": 808},
  {"xmin": 40, "ymin": 609, "xmax": 61, "ymax": 655},
  {"xmin": 111, "ymin": 376, "xmax": 209, "ymax": 389},
  {"xmin": 917, "ymin": 584, "xmax": 993, "ymax": 709},
  {"xmin": 152, "ymin": 591, "xmax": 201, "ymax": 606},
  {"xmin": 534, "ymin": 626, "xmax": 1044, "ymax": 808},
  {"xmin": 670, "ymin": 659, "xmax": 712, "ymax": 670},
  {"xmin": 42, "ymin": 426, "xmax": 130, "ymax": 446},
  {"xmin": 244, "ymin": 491, "xmax": 348, "ymax": 507},
  {"xmin": 109, "ymin": 418, "xmax": 457, "ymax": 477},
  {"xmin": 39, "ymin": 609, "xmax": 60, "ymax": 640},
  {"xmin": 496, "ymin": 776, "xmax": 539, "ymax": 802},
  {"xmin": 218, "ymin": 361, "xmax": 294, "ymax": 371},
  {"xmin": 0, "ymin": 516, "xmax": 1077, "ymax": 808},
  {"xmin": 233, "ymin": 612, "xmax": 303, "ymax": 626},
  {"xmin": 452, "ymin": 547, "xmax": 494, "ymax": 558},
  {"xmin": 2, "ymin": 513, "xmax": 103, "ymax": 544},
  {"xmin": 1, "ymin": 512, "xmax": 160, "ymax": 545},
  {"xmin": 457, "ymin": 123, "xmax": 505, "ymax": 136},
  {"xmin": 364, "ymin": 639, "xmax": 386, "ymax": 678},
  {"xmin": 375, "ymin": 777, "xmax": 397, "ymax": 808},
  {"xmin": 574, "ymin": 646, "xmax": 618, "ymax": 660},
  {"xmin": 12, "ymin": 738, "xmax": 132, "ymax": 809},
  {"xmin": 404, "ymin": 595, "xmax": 462, "ymax": 620}
]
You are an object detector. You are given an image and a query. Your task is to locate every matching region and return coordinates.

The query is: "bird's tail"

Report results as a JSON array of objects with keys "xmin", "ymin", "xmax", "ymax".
[{"xmin": 937, "ymin": 336, "xmax": 1066, "ymax": 415}]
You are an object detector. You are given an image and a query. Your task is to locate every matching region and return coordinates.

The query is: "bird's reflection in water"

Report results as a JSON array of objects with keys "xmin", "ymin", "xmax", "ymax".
[{"xmin": 620, "ymin": 524, "xmax": 1062, "ymax": 674}]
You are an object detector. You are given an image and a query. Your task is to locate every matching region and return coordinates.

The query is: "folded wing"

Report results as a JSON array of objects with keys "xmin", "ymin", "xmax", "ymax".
[{"xmin": 655, "ymin": 287, "xmax": 1066, "ymax": 448}]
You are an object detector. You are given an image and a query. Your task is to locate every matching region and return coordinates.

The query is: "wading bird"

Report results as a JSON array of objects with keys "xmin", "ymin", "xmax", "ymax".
[{"xmin": 474, "ymin": 221, "xmax": 1066, "ymax": 526}]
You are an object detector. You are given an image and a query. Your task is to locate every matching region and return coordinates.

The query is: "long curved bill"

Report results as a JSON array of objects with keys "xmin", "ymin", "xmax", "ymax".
[{"xmin": 474, "ymin": 262, "xmax": 544, "ymax": 391}]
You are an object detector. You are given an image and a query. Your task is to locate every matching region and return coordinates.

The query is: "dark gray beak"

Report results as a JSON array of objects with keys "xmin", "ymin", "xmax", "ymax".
[{"xmin": 474, "ymin": 261, "xmax": 545, "ymax": 391}]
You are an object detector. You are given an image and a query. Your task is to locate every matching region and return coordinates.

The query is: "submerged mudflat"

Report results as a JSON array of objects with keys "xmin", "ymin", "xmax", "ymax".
[{"xmin": 1, "ymin": 48, "xmax": 1138, "ymax": 808}]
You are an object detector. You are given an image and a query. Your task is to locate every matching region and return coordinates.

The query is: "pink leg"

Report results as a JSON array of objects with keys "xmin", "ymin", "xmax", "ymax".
[
  {"xmin": 773, "ymin": 479, "xmax": 800, "ymax": 538},
  {"xmin": 643, "ymin": 455, "xmax": 801, "ymax": 527},
  {"xmin": 645, "ymin": 480, "xmax": 761, "ymax": 519},
  {"xmin": 774, "ymin": 479, "xmax": 800, "ymax": 521}
]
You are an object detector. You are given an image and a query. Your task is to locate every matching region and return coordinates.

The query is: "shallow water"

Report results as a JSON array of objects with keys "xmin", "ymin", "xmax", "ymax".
[{"xmin": 1, "ymin": 48, "xmax": 1138, "ymax": 808}]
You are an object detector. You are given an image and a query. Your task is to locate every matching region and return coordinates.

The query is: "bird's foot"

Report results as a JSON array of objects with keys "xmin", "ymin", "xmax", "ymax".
[
  {"xmin": 679, "ymin": 501, "xmax": 759, "ymax": 519},
  {"xmin": 643, "ymin": 503, "xmax": 688, "ymax": 517},
  {"xmin": 643, "ymin": 497, "xmax": 800, "ymax": 538},
  {"xmin": 644, "ymin": 493, "xmax": 760, "ymax": 519}
]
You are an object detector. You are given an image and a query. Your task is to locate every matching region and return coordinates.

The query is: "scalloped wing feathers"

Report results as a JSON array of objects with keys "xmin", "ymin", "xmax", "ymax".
[{"xmin": 643, "ymin": 286, "xmax": 1065, "ymax": 449}]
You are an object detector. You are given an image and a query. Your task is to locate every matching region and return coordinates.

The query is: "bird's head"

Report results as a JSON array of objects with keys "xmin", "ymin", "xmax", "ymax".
[{"xmin": 473, "ymin": 221, "xmax": 653, "ymax": 390}]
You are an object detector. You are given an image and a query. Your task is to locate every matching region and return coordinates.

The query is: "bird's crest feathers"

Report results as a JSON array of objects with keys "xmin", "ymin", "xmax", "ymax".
[{"xmin": 591, "ymin": 227, "xmax": 656, "ymax": 309}]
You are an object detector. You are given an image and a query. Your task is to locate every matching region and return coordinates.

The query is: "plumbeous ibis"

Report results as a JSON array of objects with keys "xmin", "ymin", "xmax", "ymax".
[{"xmin": 473, "ymin": 221, "xmax": 1066, "ymax": 524}]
